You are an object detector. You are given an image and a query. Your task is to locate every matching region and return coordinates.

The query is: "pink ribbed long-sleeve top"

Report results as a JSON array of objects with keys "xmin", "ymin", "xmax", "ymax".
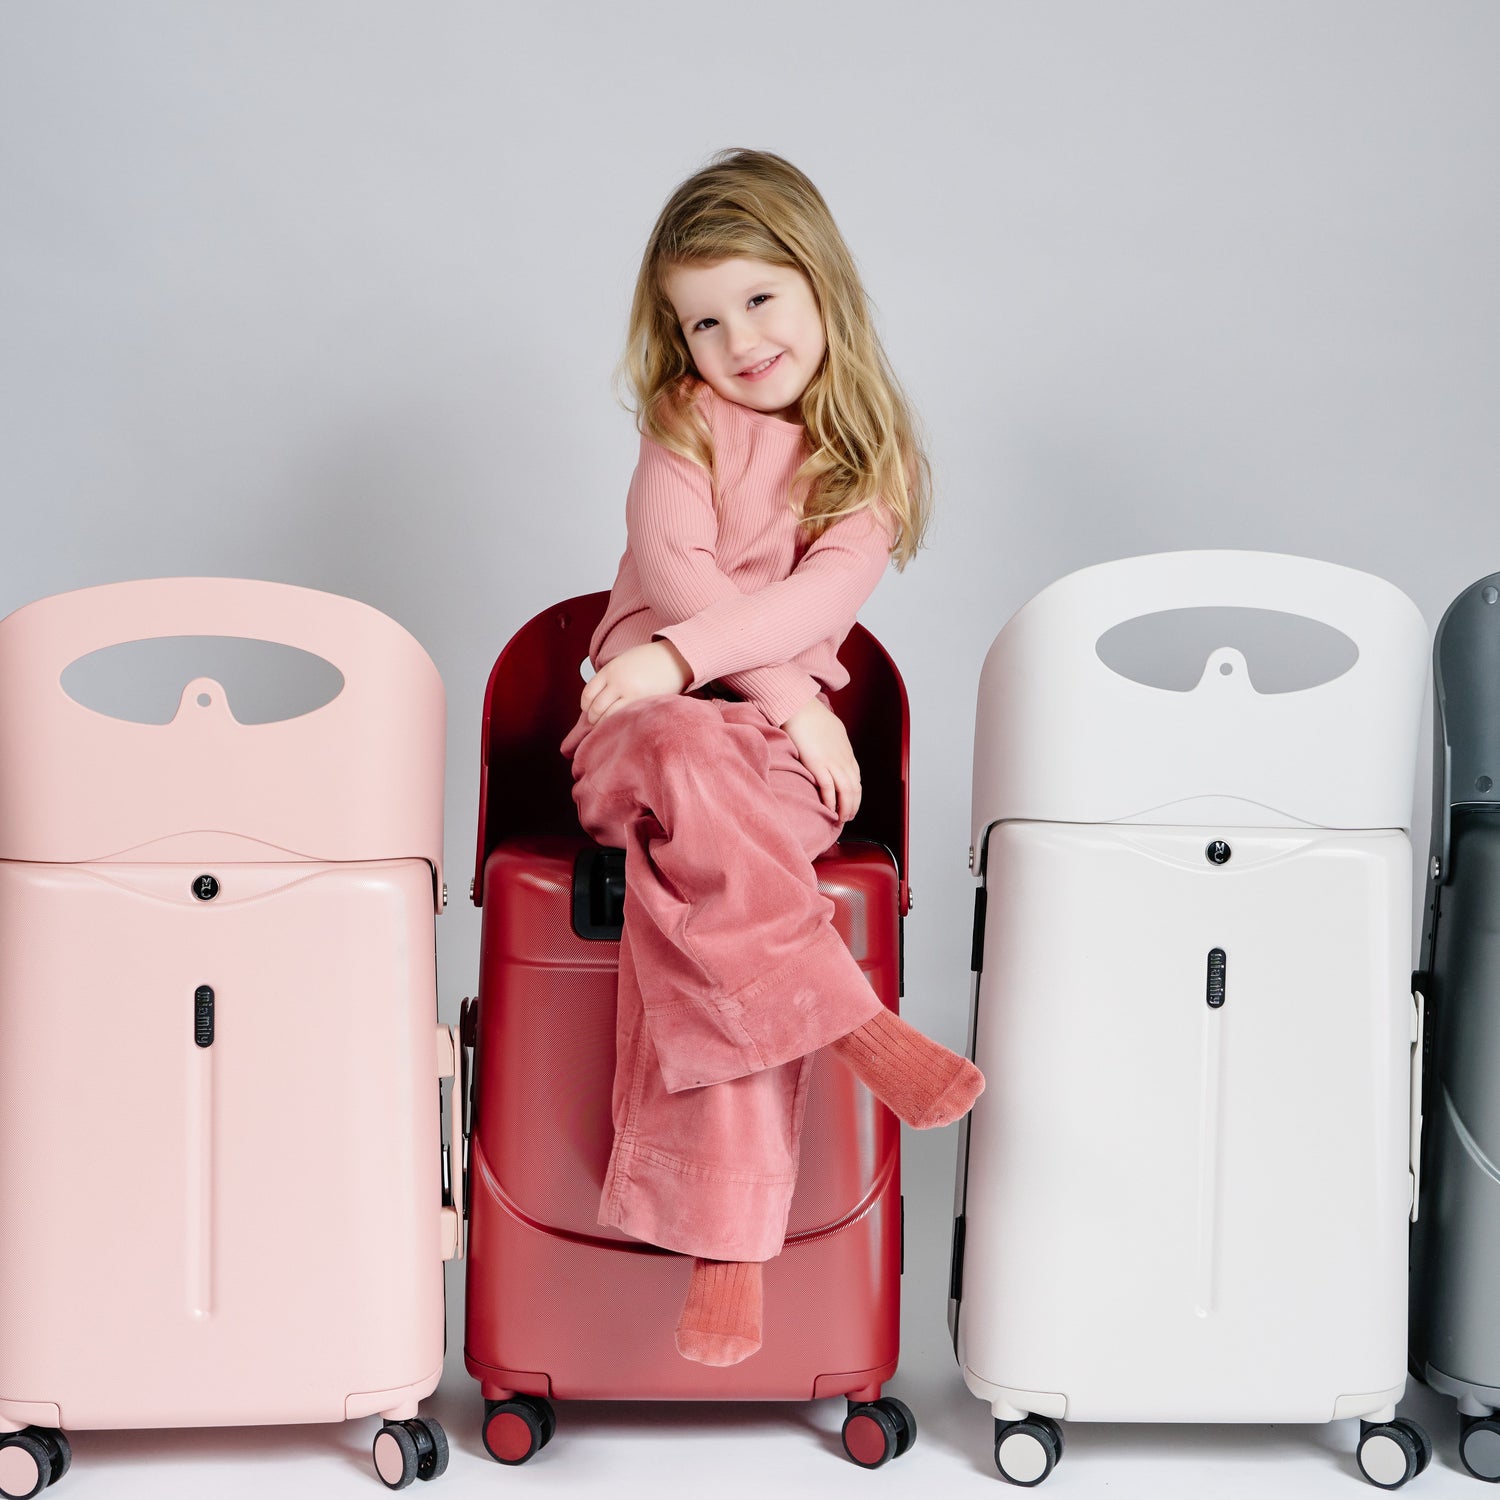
[{"xmin": 591, "ymin": 385, "xmax": 894, "ymax": 728}]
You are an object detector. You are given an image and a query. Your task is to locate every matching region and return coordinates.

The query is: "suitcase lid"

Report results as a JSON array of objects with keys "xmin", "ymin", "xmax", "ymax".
[
  {"xmin": 475, "ymin": 592, "xmax": 911, "ymax": 913},
  {"xmin": 971, "ymin": 550, "xmax": 1428, "ymax": 856},
  {"xmin": 0, "ymin": 579, "xmax": 445, "ymax": 897},
  {"xmin": 1429, "ymin": 571, "xmax": 1500, "ymax": 884}
]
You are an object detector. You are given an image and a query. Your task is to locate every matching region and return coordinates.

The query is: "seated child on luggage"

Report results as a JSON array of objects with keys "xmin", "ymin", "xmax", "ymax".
[{"xmin": 561, "ymin": 149, "xmax": 984, "ymax": 1366}]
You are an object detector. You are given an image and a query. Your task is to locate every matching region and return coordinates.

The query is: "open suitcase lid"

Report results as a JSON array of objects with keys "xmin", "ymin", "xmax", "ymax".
[
  {"xmin": 971, "ymin": 551, "xmax": 1429, "ymax": 859},
  {"xmin": 1429, "ymin": 571, "xmax": 1500, "ymax": 884},
  {"xmin": 0, "ymin": 579, "xmax": 445, "ymax": 901},
  {"xmin": 474, "ymin": 592, "xmax": 911, "ymax": 915}
]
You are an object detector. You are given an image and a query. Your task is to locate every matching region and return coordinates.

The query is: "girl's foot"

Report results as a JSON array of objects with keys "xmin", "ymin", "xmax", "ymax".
[
  {"xmin": 675, "ymin": 1257, "xmax": 764, "ymax": 1366},
  {"xmin": 829, "ymin": 1007, "xmax": 984, "ymax": 1128}
]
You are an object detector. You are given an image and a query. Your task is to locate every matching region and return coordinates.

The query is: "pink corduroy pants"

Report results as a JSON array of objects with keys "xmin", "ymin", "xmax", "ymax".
[{"xmin": 562, "ymin": 693, "xmax": 885, "ymax": 1263}]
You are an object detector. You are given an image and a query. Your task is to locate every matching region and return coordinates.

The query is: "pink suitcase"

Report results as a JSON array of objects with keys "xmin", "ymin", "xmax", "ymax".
[{"xmin": 0, "ymin": 579, "xmax": 461, "ymax": 1496}]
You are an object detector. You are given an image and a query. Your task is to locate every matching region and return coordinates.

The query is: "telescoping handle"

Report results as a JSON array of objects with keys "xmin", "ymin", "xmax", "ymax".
[
  {"xmin": 0, "ymin": 579, "xmax": 445, "ymax": 876},
  {"xmin": 972, "ymin": 551, "xmax": 1429, "ymax": 841}
]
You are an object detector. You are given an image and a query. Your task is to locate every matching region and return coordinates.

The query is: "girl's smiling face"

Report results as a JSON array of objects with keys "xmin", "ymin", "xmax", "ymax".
[{"xmin": 663, "ymin": 258, "xmax": 827, "ymax": 422}]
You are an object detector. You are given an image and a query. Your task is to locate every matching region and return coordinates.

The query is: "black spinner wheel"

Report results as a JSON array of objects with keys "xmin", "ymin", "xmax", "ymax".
[
  {"xmin": 877, "ymin": 1396, "xmax": 917, "ymax": 1458},
  {"xmin": 411, "ymin": 1419, "xmax": 448, "ymax": 1482},
  {"xmin": 40, "ymin": 1433, "xmax": 68, "ymax": 1488},
  {"xmin": 1031, "ymin": 1414, "xmax": 1064, "ymax": 1460},
  {"xmin": 532, "ymin": 1395, "xmax": 557, "ymax": 1448},
  {"xmin": 1392, "ymin": 1419, "xmax": 1431, "ymax": 1476}
]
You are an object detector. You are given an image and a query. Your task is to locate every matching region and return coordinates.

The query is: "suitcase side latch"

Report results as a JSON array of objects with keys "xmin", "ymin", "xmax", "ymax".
[
  {"xmin": 437, "ymin": 1024, "xmax": 466, "ymax": 1260},
  {"xmin": 573, "ymin": 847, "xmax": 627, "ymax": 940},
  {"xmin": 1409, "ymin": 987, "xmax": 1425, "ymax": 1224}
]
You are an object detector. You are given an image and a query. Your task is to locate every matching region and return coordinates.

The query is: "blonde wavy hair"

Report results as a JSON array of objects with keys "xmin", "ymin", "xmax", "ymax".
[{"xmin": 621, "ymin": 149, "xmax": 930, "ymax": 568}]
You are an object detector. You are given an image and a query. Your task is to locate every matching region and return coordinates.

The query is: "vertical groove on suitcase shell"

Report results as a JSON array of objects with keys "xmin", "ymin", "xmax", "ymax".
[
  {"xmin": 1193, "ymin": 1006, "xmax": 1224, "ymax": 1319},
  {"xmin": 186, "ymin": 1027, "xmax": 215, "ymax": 1319}
]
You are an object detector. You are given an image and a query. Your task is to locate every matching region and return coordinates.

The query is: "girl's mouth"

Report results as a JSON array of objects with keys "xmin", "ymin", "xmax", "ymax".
[{"xmin": 738, "ymin": 352, "xmax": 784, "ymax": 381}]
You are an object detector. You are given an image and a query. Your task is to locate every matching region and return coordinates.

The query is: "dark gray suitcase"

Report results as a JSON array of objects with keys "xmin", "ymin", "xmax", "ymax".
[{"xmin": 1411, "ymin": 571, "xmax": 1500, "ymax": 1481}]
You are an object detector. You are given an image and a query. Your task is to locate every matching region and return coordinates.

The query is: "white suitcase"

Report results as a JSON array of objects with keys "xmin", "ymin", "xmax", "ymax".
[{"xmin": 948, "ymin": 551, "xmax": 1430, "ymax": 1487}]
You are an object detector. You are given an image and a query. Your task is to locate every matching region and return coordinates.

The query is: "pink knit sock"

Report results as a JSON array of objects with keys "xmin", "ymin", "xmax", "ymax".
[
  {"xmin": 829, "ymin": 1008, "xmax": 984, "ymax": 1128},
  {"xmin": 675, "ymin": 1258, "xmax": 764, "ymax": 1366}
]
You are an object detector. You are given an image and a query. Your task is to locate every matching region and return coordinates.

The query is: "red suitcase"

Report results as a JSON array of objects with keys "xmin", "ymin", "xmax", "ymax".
[{"xmin": 461, "ymin": 593, "xmax": 913, "ymax": 1469}]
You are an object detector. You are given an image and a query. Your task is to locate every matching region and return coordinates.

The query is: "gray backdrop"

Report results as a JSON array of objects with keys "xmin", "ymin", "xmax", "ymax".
[{"xmin": 1, "ymin": 2, "xmax": 1495, "ymax": 1492}]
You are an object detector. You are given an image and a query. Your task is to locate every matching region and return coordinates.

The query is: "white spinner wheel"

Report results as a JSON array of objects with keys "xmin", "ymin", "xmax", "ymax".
[
  {"xmin": 1357, "ymin": 1420, "xmax": 1428, "ymax": 1490},
  {"xmin": 994, "ymin": 1419, "xmax": 1061, "ymax": 1487}
]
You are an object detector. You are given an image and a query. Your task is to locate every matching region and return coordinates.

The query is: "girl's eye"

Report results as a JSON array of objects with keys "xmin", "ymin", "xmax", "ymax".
[
  {"xmin": 748, "ymin": 294, "xmax": 771, "ymax": 308},
  {"xmin": 691, "ymin": 317, "xmax": 718, "ymax": 333}
]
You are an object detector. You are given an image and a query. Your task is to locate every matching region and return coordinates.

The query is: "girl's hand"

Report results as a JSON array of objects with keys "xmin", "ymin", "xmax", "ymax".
[
  {"xmin": 580, "ymin": 640, "xmax": 692, "ymax": 724},
  {"xmin": 781, "ymin": 697, "xmax": 861, "ymax": 821}
]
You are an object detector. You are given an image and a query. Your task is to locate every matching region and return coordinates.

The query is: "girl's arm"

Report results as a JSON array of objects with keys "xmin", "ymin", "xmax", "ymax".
[
  {"xmin": 627, "ymin": 436, "xmax": 892, "ymax": 687},
  {"xmin": 620, "ymin": 436, "xmax": 828, "ymax": 724},
  {"xmin": 580, "ymin": 637, "xmax": 825, "ymax": 739},
  {"xmin": 655, "ymin": 507, "xmax": 890, "ymax": 686},
  {"xmin": 579, "ymin": 645, "xmax": 857, "ymax": 818},
  {"xmin": 624, "ymin": 436, "xmax": 756, "ymax": 622}
]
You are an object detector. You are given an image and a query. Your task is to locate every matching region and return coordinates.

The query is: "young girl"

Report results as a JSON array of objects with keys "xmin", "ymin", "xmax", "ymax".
[{"xmin": 560, "ymin": 149, "xmax": 983, "ymax": 1368}]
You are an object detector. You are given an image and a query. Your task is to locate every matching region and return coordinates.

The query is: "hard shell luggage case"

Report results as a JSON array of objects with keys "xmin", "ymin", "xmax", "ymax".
[
  {"xmin": 0, "ymin": 579, "xmax": 462, "ymax": 1496},
  {"xmin": 948, "ymin": 551, "xmax": 1430, "ymax": 1487},
  {"xmin": 462, "ymin": 593, "xmax": 913, "ymax": 1469},
  {"xmin": 1410, "ymin": 570, "xmax": 1500, "ymax": 1480}
]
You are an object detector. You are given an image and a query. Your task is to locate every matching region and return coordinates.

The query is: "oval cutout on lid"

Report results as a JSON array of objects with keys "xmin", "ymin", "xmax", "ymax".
[
  {"xmin": 61, "ymin": 636, "xmax": 345, "ymax": 725},
  {"xmin": 1096, "ymin": 607, "xmax": 1359, "ymax": 694}
]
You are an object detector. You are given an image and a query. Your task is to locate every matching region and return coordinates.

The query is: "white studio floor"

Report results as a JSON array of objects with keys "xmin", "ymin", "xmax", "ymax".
[{"xmin": 27, "ymin": 1133, "xmax": 1475, "ymax": 1500}]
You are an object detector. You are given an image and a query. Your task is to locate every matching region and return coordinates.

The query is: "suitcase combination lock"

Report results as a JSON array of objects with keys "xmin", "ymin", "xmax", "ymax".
[
  {"xmin": 1206, "ymin": 948, "xmax": 1227, "ymax": 1009},
  {"xmin": 194, "ymin": 984, "xmax": 215, "ymax": 1047}
]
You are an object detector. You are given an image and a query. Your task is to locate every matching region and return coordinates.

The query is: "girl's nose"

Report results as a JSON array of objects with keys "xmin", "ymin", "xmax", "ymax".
[{"xmin": 724, "ymin": 317, "xmax": 756, "ymax": 360}]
